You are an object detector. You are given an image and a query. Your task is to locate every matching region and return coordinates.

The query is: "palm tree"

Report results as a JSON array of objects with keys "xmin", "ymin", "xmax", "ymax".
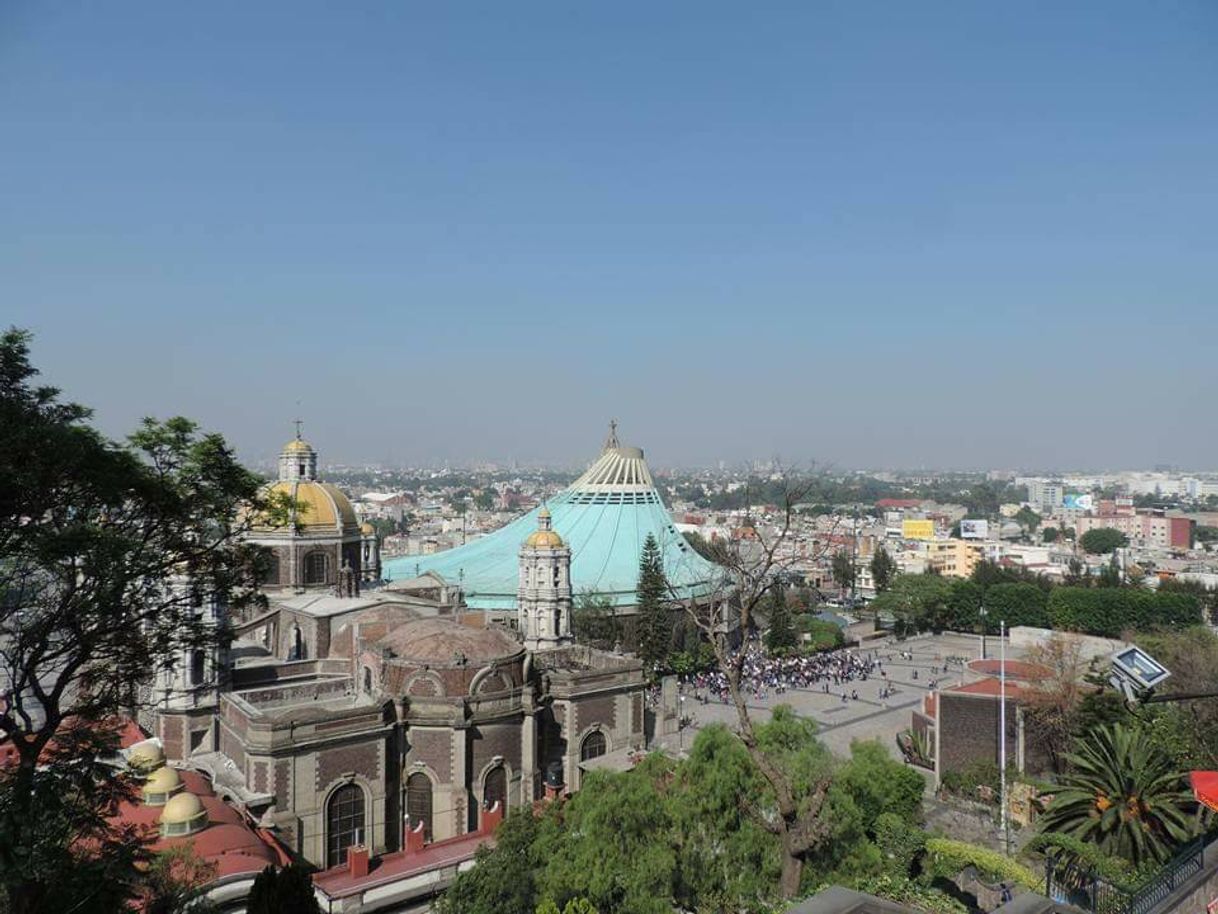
[{"xmin": 1038, "ymin": 724, "xmax": 1195, "ymax": 865}]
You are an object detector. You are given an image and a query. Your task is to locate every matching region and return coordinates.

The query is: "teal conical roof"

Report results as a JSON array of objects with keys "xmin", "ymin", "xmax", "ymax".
[{"xmin": 384, "ymin": 436, "xmax": 724, "ymax": 610}]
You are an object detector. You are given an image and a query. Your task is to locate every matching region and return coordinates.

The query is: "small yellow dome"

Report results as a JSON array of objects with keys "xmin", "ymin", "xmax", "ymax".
[
  {"xmin": 525, "ymin": 530, "xmax": 565, "ymax": 549},
  {"xmin": 538, "ymin": 505, "xmax": 551, "ymax": 520},
  {"xmin": 282, "ymin": 438, "xmax": 315, "ymax": 455},
  {"xmin": 142, "ymin": 766, "xmax": 183, "ymax": 805},
  {"xmin": 128, "ymin": 740, "xmax": 165, "ymax": 772},
  {"xmin": 159, "ymin": 791, "xmax": 208, "ymax": 831},
  {"xmin": 360, "ymin": 522, "xmax": 376, "ymax": 536}
]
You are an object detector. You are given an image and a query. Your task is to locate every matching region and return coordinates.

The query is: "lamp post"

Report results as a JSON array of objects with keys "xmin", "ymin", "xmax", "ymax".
[
  {"xmin": 999, "ymin": 619, "xmax": 1010, "ymax": 856},
  {"xmin": 978, "ymin": 604, "xmax": 988, "ymax": 661},
  {"xmin": 678, "ymin": 693, "xmax": 687, "ymax": 753}
]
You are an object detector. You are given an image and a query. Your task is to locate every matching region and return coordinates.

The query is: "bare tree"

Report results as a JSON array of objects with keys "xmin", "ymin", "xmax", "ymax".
[{"xmin": 676, "ymin": 470, "xmax": 842, "ymax": 897}]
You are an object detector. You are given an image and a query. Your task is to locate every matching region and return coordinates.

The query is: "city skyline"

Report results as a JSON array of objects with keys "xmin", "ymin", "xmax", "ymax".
[{"xmin": 4, "ymin": 2, "xmax": 1216, "ymax": 469}]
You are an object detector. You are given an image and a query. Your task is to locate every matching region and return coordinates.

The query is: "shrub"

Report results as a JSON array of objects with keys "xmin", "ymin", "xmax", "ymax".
[
  {"xmin": 923, "ymin": 839, "xmax": 1040, "ymax": 891},
  {"xmin": 874, "ymin": 813, "xmax": 926, "ymax": 877},
  {"xmin": 1047, "ymin": 588, "xmax": 1201, "ymax": 637},
  {"xmin": 848, "ymin": 874, "xmax": 967, "ymax": 914}
]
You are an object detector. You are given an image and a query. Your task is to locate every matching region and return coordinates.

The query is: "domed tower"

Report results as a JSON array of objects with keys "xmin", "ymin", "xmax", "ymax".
[
  {"xmin": 517, "ymin": 506, "xmax": 572, "ymax": 650},
  {"xmin": 246, "ymin": 425, "xmax": 362, "ymax": 595}
]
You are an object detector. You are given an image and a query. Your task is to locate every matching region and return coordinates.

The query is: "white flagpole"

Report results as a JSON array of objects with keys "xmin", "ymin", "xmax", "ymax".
[{"xmin": 999, "ymin": 619, "xmax": 1009, "ymax": 854}]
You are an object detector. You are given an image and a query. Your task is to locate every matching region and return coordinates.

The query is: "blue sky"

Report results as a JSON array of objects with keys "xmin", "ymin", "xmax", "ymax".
[{"xmin": 3, "ymin": 2, "xmax": 1215, "ymax": 470}]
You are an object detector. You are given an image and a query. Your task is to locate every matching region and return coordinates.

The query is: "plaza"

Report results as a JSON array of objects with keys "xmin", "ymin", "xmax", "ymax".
[{"xmin": 668, "ymin": 632, "xmax": 1022, "ymax": 759}]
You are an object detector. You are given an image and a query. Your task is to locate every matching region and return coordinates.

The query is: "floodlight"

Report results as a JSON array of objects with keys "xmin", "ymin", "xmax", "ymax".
[{"xmin": 1109, "ymin": 645, "xmax": 1171, "ymax": 702}]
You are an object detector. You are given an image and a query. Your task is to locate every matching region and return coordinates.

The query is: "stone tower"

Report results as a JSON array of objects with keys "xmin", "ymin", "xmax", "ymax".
[{"xmin": 517, "ymin": 506, "xmax": 572, "ymax": 650}]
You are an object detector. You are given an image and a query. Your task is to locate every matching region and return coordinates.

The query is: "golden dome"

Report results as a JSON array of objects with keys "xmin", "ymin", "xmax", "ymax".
[
  {"xmin": 538, "ymin": 505, "xmax": 551, "ymax": 520},
  {"xmin": 254, "ymin": 481, "xmax": 359, "ymax": 532},
  {"xmin": 525, "ymin": 529, "xmax": 565, "ymax": 549},
  {"xmin": 360, "ymin": 522, "xmax": 376, "ymax": 536},
  {"xmin": 282, "ymin": 437, "xmax": 315, "ymax": 455},
  {"xmin": 142, "ymin": 766, "xmax": 183, "ymax": 805},
  {"xmin": 159, "ymin": 791, "xmax": 208, "ymax": 834},
  {"xmin": 128, "ymin": 740, "xmax": 165, "ymax": 772}
]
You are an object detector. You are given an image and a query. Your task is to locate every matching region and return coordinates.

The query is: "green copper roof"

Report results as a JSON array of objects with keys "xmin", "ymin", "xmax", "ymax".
[{"xmin": 384, "ymin": 443, "xmax": 725, "ymax": 610}]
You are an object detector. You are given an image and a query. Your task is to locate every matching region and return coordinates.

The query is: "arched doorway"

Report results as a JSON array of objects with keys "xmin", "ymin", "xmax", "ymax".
[
  {"xmin": 483, "ymin": 765, "xmax": 506, "ymax": 814},
  {"xmin": 326, "ymin": 783, "xmax": 366, "ymax": 869},
  {"xmin": 580, "ymin": 730, "xmax": 607, "ymax": 763},
  {"xmin": 406, "ymin": 772, "xmax": 433, "ymax": 842},
  {"xmin": 288, "ymin": 623, "xmax": 305, "ymax": 661}
]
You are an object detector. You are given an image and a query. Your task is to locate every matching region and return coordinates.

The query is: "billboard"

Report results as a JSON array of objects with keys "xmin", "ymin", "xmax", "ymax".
[
  {"xmin": 1063, "ymin": 493, "xmax": 1093, "ymax": 511},
  {"xmin": 959, "ymin": 519, "xmax": 989, "ymax": 540},
  {"xmin": 902, "ymin": 519, "xmax": 935, "ymax": 541}
]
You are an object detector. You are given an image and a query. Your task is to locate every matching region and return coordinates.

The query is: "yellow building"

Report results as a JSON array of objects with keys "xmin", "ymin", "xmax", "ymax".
[{"xmin": 925, "ymin": 538, "xmax": 985, "ymax": 578}]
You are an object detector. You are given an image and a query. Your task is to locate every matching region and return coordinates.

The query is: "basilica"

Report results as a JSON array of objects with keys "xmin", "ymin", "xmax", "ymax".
[{"xmin": 143, "ymin": 432, "xmax": 647, "ymax": 874}]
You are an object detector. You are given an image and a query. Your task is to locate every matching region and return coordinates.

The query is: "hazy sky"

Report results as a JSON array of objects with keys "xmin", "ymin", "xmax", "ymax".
[{"xmin": 3, "ymin": 2, "xmax": 1215, "ymax": 471}]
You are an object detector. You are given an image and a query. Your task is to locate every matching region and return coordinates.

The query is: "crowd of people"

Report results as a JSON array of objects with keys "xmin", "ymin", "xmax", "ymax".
[{"xmin": 680, "ymin": 641, "xmax": 888, "ymax": 704}]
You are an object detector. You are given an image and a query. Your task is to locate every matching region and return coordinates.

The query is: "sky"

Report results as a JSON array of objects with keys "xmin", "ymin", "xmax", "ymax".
[{"xmin": 2, "ymin": 2, "xmax": 1216, "ymax": 472}]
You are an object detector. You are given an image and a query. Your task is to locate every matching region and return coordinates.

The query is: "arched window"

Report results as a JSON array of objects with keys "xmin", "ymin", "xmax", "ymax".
[
  {"xmin": 190, "ymin": 650, "xmax": 205, "ymax": 686},
  {"xmin": 483, "ymin": 765, "xmax": 506, "ymax": 813},
  {"xmin": 326, "ymin": 783, "xmax": 366, "ymax": 869},
  {"xmin": 288, "ymin": 624, "xmax": 305, "ymax": 661},
  {"xmin": 305, "ymin": 552, "xmax": 329, "ymax": 585},
  {"xmin": 261, "ymin": 554, "xmax": 280, "ymax": 586},
  {"xmin": 406, "ymin": 772, "xmax": 433, "ymax": 842},
  {"xmin": 580, "ymin": 730, "xmax": 607, "ymax": 762},
  {"xmin": 362, "ymin": 666, "xmax": 373, "ymax": 693}
]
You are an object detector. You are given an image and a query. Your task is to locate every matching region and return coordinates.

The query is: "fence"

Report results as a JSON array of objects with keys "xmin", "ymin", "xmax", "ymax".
[{"xmin": 1045, "ymin": 835, "xmax": 1207, "ymax": 914}]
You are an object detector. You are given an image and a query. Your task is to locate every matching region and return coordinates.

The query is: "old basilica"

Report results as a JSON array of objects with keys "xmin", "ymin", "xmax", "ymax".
[{"xmin": 142, "ymin": 432, "xmax": 646, "ymax": 872}]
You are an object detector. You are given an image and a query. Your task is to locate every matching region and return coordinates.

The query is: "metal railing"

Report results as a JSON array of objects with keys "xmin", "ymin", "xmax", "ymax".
[{"xmin": 1045, "ymin": 835, "xmax": 1206, "ymax": 914}]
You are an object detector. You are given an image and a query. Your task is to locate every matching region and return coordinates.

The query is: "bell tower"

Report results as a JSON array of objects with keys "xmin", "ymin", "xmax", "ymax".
[
  {"xmin": 517, "ymin": 506, "xmax": 572, "ymax": 650},
  {"xmin": 278, "ymin": 420, "xmax": 318, "ymax": 482}
]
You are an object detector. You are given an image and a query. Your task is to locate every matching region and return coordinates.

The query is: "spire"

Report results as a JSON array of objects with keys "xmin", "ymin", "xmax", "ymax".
[{"xmin": 603, "ymin": 418, "xmax": 619, "ymax": 452}]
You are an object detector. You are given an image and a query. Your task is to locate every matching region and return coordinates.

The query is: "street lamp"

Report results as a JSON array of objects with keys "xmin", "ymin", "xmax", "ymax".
[
  {"xmin": 978, "ymin": 604, "xmax": 988, "ymax": 661},
  {"xmin": 678, "ymin": 693, "xmax": 687, "ymax": 754}
]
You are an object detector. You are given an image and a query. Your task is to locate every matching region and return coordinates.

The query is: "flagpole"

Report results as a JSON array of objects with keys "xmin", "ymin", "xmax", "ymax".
[{"xmin": 999, "ymin": 619, "xmax": 1009, "ymax": 855}]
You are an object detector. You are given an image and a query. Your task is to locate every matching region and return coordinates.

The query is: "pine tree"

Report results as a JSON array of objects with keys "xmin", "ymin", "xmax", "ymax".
[
  {"xmin": 636, "ymin": 534, "xmax": 670, "ymax": 672},
  {"xmin": 247, "ymin": 864, "xmax": 320, "ymax": 914},
  {"xmin": 765, "ymin": 582, "xmax": 798, "ymax": 655}
]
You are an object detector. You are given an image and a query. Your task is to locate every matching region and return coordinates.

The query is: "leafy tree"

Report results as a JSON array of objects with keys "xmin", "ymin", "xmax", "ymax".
[
  {"xmin": 473, "ymin": 489, "xmax": 496, "ymax": 512},
  {"xmin": 765, "ymin": 581, "xmax": 799, "ymax": 655},
  {"xmin": 0, "ymin": 329, "xmax": 270, "ymax": 914},
  {"xmin": 834, "ymin": 741, "xmax": 924, "ymax": 831},
  {"xmin": 246, "ymin": 864, "xmax": 320, "ymax": 914},
  {"xmin": 1159, "ymin": 578, "xmax": 1218, "ymax": 627},
  {"xmin": 1014, "ymin": 506, "xmax": 1042, "ymax": 532},
  {"xmin": 534, "ymin": 759, "xmax": 677, "ymax": 914},
  {"xmin": 831, "ymin": 549, "xmax": 856, "ymax": 597},
  {"xmin": 869, "ymin": 574, "xmax": 954, "ymax": 633},
  {"xmin": 438, "ymin": 809, "xmax": 543, "ymax": 914},
  {"xmin": 636, "ymin": 534, "xmax": 670, "ymax": 672},
  {"xmin": 1196, "ymin": 525, "xmax": 1218, "ymax": 548},
  {"xmin": 142, "ymin": 845, "xmax": 220, "ymax": 914},
  {"xmin": 571, "ymin": 590, "xmax": 620, "ymax": 650},
  {"xmin": 1038, "ymin": 724, "xmax": 1195, "ymax": 865},
  {"xmin": 1097, "ymin": 554, "xmax": 1123, "ymax": 588},
  {"xmin": 1079, "ymin": 527, "xmax": 1129, "ymax": 555},
  {"xmin": 1042, "ymin": 527, "xmax": 1061, "ymax": 544},
  {"xmin": 869, "ymin": 547, "xmax": 897, "ymax": 594},
  {"xmin": 1047, "ymin": 587, "xmax": 1201, "ymax": 637},
  {"xmin": 1134, "ymin": 627, "xmax": 1218, "ymax": 769}
]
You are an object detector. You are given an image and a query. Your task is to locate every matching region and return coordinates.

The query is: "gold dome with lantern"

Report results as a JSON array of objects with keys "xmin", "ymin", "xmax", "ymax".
[
  {"xmin": 244, "ymin": 425, "xmax": 366, "ymax": 591},
  {"xmin": 523, "ymin": 505, "xmax": 565, "ymax": 549}
]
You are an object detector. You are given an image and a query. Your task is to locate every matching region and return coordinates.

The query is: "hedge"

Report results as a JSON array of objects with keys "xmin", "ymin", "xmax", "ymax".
[
  {"xmin": 1046, "ymin": 588, "xmax": 1201, "ymax": 638},
  {"xmin": 923, "ymin": 838, "xmax": 1041, "ymax": 891}
]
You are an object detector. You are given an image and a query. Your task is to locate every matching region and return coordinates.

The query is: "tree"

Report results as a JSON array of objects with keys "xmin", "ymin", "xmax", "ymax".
[
  {"xmin": 1079, "ymin": 527, "xmax": 1129, "ymax": 555},
  {"xmin": 869, "ymin": 574, "xmax": 954, "ymax": 633},
  {"xmin": 1019, "ymin": 634, "xmax": 1107, "ymax": 774},
  {"xmin": 765, "ymin": 581, "xmax": 798, "ymax": 655},
  {"xmin": 869, "ymin": 547, "xmax": 897, "ymax": 594},
  {"xmin": 438, "ymin": 809, "xmax": 543, "ymax": 914},
  {"xmin": 1042, "ymin": 527, "xmax": 1061, "ymax": 544},
  {"xmin": 142, "ymin": 845, "xmax": 220, "ymax": 914},
  {"xmin": 1038, "ymin": 724, "xmax": 1195, "ymax": 865},
  {"xmin": 1014, "ymin": 506, "xmax": 1042, "ymax": 533},
  {"xmin": 677, "ymin": 473, "xmax": 842, "ymax": 897},
  {"xmin": 831, "ymin": 549, "xmax": 856, "ymax": 598},
  {"xmin": 636, "ymin": 534, "xmax": 670, "ymax": 672},
  {"xmin": 246, "ymin": 864, "xmax": 321, "ymax": 914},
  {"xmin": 1097, "ymin": 554, "xmax": 1122, "ymax": 588},
  {"xmin": 571, "ymin": 590, "xmax": 620, "ymax": 650},
  {"xmin": 0, "ymin": 329, "xmax": 270, "ymax": 914}
]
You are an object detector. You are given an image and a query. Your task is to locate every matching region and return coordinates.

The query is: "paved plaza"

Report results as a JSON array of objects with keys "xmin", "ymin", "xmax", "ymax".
[{"xmin": 664, "ymin": 632, "xmax": 1023, "ymax": 760}]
